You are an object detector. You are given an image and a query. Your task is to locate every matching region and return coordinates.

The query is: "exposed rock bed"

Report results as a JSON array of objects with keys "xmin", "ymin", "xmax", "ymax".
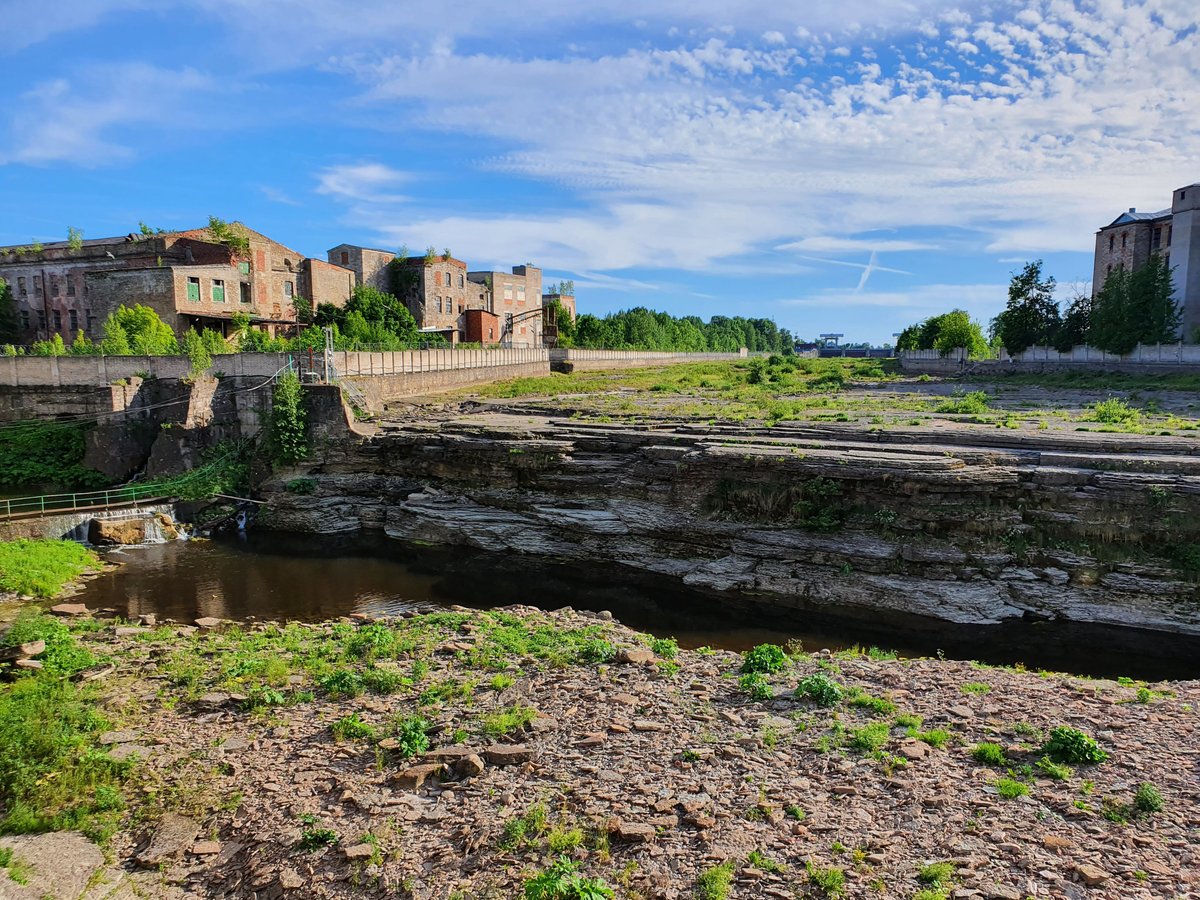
[
  {"xmin": 28, "ymin": 607, "xmax": 1199, "ymax": 900},
  {"xmin": 262, "ymin": 413, "xmax": 1200, "ymax": 634}
]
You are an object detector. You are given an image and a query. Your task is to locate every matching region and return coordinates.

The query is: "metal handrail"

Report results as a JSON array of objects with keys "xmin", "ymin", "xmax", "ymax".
[{"xmin": 1, "ymin": 484, "xmax": 174, "ymax": 519}]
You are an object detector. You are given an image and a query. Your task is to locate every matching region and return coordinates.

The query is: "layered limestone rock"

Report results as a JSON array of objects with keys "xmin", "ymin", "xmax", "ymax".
[{"xmin": 262, "ymin": 414, "xmax": 1200, "ymax": 634}]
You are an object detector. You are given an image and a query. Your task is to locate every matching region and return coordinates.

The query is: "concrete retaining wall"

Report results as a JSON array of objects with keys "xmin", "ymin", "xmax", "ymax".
[
  {"xmin": 345, "ymin": 361, "xmax": 550, "ymax": 408},
  {"xmin": 549, "ymin": 349, "xmax": 747, "ymax": 373},
  {"xmin": 899, "ymin": 343, "xmax": 1200, "ymax": 376}
]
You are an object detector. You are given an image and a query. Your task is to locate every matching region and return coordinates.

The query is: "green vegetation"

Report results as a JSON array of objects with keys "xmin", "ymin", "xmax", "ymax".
[
  {"xmin": 845, "ymin": 687, "xmax": 896, "ymax": 716},
  {"xmin": 935, "ymin": 391, "xmax": 989, "ymax": 415},
  {"xmin": 994, "ymin": 777, "xmax": 1029, "ymax": 799},
  {"xmin": 269, "ymin": 370, "xmax": 308, "ymax": 465},
  {"xmin": 1088, "ymin": 253, "xmax": 1179, "ymax": 355},
  {"xmin": 796, "ymin": 673, "xmax": 843, "ymax": 707},
  {"xmin": 991, "ymin": 260, "xmax": 1060, "ymax": 355},
  {"xmin": 695, "ymin": 860, "xmax": 735, "ymax": 900},
  {"xmin": 1133, "ymin": 781, "xmax": 1164, "ymax": 814},
  {"xmin": 739, "ymin": 672, "xmax": 773, "ymax": 701},
  {"xmin": 917, "ymin": 861, "xmax": 955, "ymax": 887},
  {"xmin": 1035, "ymin": 757, "xmax": 1072, "ymax": 780},
  {"xmin": 1042, "ymin": 726, "xmax": 1108, "ymax": 765},
  {"xmin": 390, "ymin": 716, "xmax": 431, "ymax": 758},
  {"xmin": 499, "ymin": 802, "xmax": 548, "ymax": 850},
  {"xmin": 1089, "ymin": 398, "xmax": 1140, "ymax": 426},
  {"xmin": 0, "ymin": 420, "xmax": 109, "ymax": 491},
  {"xmin": 568, "ymin": 308, "xmax": 792, "ymax": 353},
  {"xmin": 524, "ymin": 857, "xmax": 613, "ymax": 900},
  {"xmin": 896, "ymin": 308, "xmax": 990, "ymax": 358},
  {"xmin": 740, "ymin": 643, "xmax": 788, "ymax": 674},
  {"xmin": 805, "ymin": 861, "xmax": 846, "ymax": 897},
  {"xmin": 482, "ymin": 705, "xmax": 537, "ymax": 737},
  {"xmin": 0, "ymin": 615, "xmax": 129, "ymax": 840},
  {"xmin": 746, "ymin": 850, "xmax": 784, "ymax": 874},
  {"xmin": 848, "ymin": 722, "xmax": 890, "ymax": 753},
  {"xmin": 298, "ymin": 814, "xmax": 339, "ymax": 850},
  {"xmin": 960, "ymin": 682, "xmax": 990, "ymax": 695},
  {"xmin": 970, "ymin": 742, "xmax": 1008, "ymax": 766},
  {"xmin": 0, "ymin": 846, "xmax": 32, "ymax": 885},
  {"xmin": 330, "ymin": 713, "xmax": 376, "ymax": 742},
  {"xmin": 0, "ymin": 539, "xmax": 98, "ymax": 597}
]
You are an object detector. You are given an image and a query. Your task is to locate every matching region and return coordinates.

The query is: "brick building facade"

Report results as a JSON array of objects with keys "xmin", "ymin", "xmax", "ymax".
[
  {"xmin": 0, "ymin": 225, "xmax": 353, "ymax": 342},
  {"xmin": 1094, "ymin": 181, "xmax": 1200, "ymax": 340}
]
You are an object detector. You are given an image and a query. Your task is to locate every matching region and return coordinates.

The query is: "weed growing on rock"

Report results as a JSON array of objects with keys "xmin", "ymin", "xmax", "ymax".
[
  {"xmin": 1042, "ymin": 726, "xmax": 1108, "ymax": 764},
  {"xmin": 786, "ymin": 805, "xmax": 807, "ymax": 820},
  {"xmin": 695, "ymin": 860, "xmax": 735, "ymax": 900},
  {"xmin": 917, "ymin": 862, "xmax": 955, "ymax": 887},
  {"xmin": 546, "ymin": 825, "xmax": 584, "ymax": 853},
  {"xmin": 960, "ymin": 682, "xmax": 991, "ymax": 695},
  {"xmin": 848, "ymin": 722, "xmax": 890, "ymax": 753},
  {"xmin": 298, "ymin": 814, "xmax": 339, "ymax": 849},
  {"xmin": 994, "ymin": 777, "xmax": 1029, "ymax": 799},
  {"xmin": 806, "ymin": 861, "xmax": 847, "ymax": 897},
  {"xmin": 0, "ymin": 847, "xmax": 31, "ymax": 885},
  {"xmin": 483, "ymin": 705, "xmax": 537, "ymax": 738},
  {"xmin": 490, "ymin": 673, "xmax": 515, "ymax": 691},
  {"xmin": 747, "ymin": 850, "xmax": 785, "ymax": 873},
  {"xmin": 331, "ymin": 713, "xmax": 376, "ymax": 742},
  {"xmin": 970, "ymin": 743, "xmax": 1008, "ymax": 766},
  {"xmin": 1035, "ymin": 757, "xmax": 1072, "ymax": 780},
  {"xmin": 796, "ymin": 673, "xmax": 843, "ymax": 707},
  {"xmin": 936, "ymin": 391, "xmax": 989, "ymax": 415},
  {"xmin": 845, "ymin": 687, "xmax": 896, "ymax": 716},
  {"xmin": 320, "ymin": 669, "xmax": 365, "ymax": 699},
  {"xmin": 578, "ymin": 639, "xmax": 616, "ymax": 664},
  {"xmin": 390, "ymin": 715, "xmax": 430, "ymax": 758},
  {"xmin": 914, "ymin": 728, "xmax": 951, "ymax": 749},
  {"xmin": 500, "ymin": 802, "xmax": 549, "ymax": 850},
  {"xmin": 740, "ymin": 644, "xmax": 788, "ymax": 674},
  {"xmin": 524, "ymin": 856, "xmax": 613, "ymax": 900},
  {"xmin": 650, "ymin": 637, "xmax": 678, "ymax": 659}
]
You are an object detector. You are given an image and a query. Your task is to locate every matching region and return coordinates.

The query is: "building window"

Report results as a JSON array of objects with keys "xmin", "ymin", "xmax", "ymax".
[
  {"xmin": 36, "ymin": 310, "xmax": 46, "ymax": 329},
  {"xmin": 238, "ymin": 261, "xmax": 250, "ymax": 275},
  {"xmin": 17, "ymin": 277, "xmax": 25, "ymax": 295},
  {"xmin": 1108, "ymin": 235, "xmax": 1114, "ymax": 252},
  {"xmin": 213, "ymin": 279, "xmax": 226, "ymax": 302},
  {"xmin": 458, "ymin": 274, "xmax": 464, "ymax": 288},
  {"xmin": 33, "ymin": 275, "xmax": 42, "ymax": 295},
  {"xmin": 283, "ymin": 281, "xmax": 293, "ymax": 298},
  {"xmin": 51, "ymin": 276, "xmax": 60, "ymax": 297},
  {"xmin": 66, "ymin": 277, "xmax": 76, "ymax": 296},
  {"xmin": 488, "ymin": 327, "xmax": 493, "ymax": 340},
  {"xmin": 19, "ymin": 310, "xmax": 29, "ymax": 330},
  {"xmin": 341, "ymin": 251, "xmax": 349, "ymax": 265},
  {"xmin": 517, "ymin": 285, "xmax": 526, "ymax": 303},
  {"xmin": 458, "ymin": 304, "xmax": 463, "ymax": 314},
  {"xmin": 435, "ymin": 296, "xmax": 442, "ymax": 313},
  {"xmin": 504, "ymin": 284, "xmax": 514, "ymax": 301},
  {"xmin": 1121, "ymin": 232, "xmax": 1127, "ymax": 249},
  {"xmin": 240, "ymin": 282, "xmax": 252, "ymax": 304},
  {"xmin": 69, "ymin": 310, "xmax": 78, "ymax": 331},
  {"xmin": 53, "ymin": 310, "xmax": 62, "ymax": 331},
  {"xmin": 187, "ymin": 277, "xmax": 200, "ymax": 302}
]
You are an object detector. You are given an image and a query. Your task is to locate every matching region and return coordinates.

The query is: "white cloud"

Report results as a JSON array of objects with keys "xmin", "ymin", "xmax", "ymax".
[
  {"xmin": 782, "ymin": 282, "xmax": 1007, "ymax": 313},
  {"xmin": 779, "ymin": 236, "xmax": 940, "ymax": 254},
  {"xmin": 315, "ymin": 162, "xmax": 411, "ymax": 203}
]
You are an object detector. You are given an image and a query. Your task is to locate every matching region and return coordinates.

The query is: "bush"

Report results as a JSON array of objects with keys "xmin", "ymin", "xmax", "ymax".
[
  {"xmin": 1134, "ymin": 782, "xmax": 1163, "ymax": 814},
  {"xmin": 1041, "ymin": 726, "xmax": 1108, "ymax": 765},
  {"xmin": 739, "ymin": 673, "xmax": 773, "ymax": 701},
  {"xmin": 270, "ymin": 370, "xmax": 308, "ymax": 465},
  {"xmin": 795, "ymin": 673, "xmax": 843, "ymax": 707},
  {"xmin": 917, "ymin": 861, "xmax": 955, "ymax": 887},
  {"xmin": 577, "ymin": 639, "xmax": 615, "ymax": 664},
  {"xmin": 848, "ymin": 722, "xmax": 890, "ymax": 753},
  {"xmin": 390, "ymin": 715, "xmax": 430, "ymax": 758},
  {"xmin": 995, "ymin": 777, "xmax": 1029, "ymax": 799},
  {"xmin": 936, "ymin": 391, "xmax": 989, "ymax": 415},
  {"xmin": 319, "ymin": 669, "xmax": 364, "ymax": 698},
  {"xmin": 805, "ymin": 861, "xmax": 846, "ymax": 897},
  {"xmin": 740, "ymin": 643, "xmax": 788, "ymax": 674},
  {"xmin": 695, "ymin": 860, "xmax": 735, "ymax": 900},
  {"xmin": 1090, "ymin": 397, "xmax": 1140, "ymax": 426},
  {"xmin": 331, "ymin": 713, "xmax": 376, "ymax": 742}
]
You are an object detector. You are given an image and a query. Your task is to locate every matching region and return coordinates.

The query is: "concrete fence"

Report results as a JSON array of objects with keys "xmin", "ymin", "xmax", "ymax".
[
  {"xmin": 549, "ymin": 348, "xmax": 747, "ymax": 372},
  {"xmin": 898, "ymin": 342, "xmax": 1200, "ymax": 375}
]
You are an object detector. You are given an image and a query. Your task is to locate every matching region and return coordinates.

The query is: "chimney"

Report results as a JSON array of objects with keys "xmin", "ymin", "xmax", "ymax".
[{"xmin": 1129, "ymin": 207, "xmax": 1136, "ymax": 213}]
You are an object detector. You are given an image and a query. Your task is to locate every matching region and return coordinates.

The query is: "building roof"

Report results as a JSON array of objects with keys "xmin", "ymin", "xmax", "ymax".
[
  {"xmin": 328, "ymin": 243, "xmax": 395, "ymax": 256},
  {"xmin": 1104, "ymin": 208, "xmax": 1171, "ymax": 228}
]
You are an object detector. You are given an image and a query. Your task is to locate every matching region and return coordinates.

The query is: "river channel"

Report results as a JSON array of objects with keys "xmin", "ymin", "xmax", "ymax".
[{"xmin": 80, "ymin": 532, "xmax": 1200, "ymax": 681}]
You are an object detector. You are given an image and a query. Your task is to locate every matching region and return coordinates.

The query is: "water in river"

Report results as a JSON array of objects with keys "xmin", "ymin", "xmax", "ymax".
[{"xmin": 81, "ymin": 532, "xmax": 1200, "ymax": 681}]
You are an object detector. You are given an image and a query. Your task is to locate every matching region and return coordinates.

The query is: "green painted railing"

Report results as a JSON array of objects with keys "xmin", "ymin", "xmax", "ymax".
[{"xmin": 1, "ymin": 485, "xmax": 173, "ymax": 519}]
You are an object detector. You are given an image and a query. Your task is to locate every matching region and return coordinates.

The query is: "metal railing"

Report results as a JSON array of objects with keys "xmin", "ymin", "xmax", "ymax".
[{"xmin": 1, "ymin": 484, "xmax": 173, "ymax": 520}]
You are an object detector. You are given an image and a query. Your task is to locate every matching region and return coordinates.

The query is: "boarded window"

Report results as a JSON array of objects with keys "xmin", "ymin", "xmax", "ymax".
[
  {"xmin": 283, "ymin": 281, "xmax": 294, "ymax": 298},
  {"xmin": 517, "ymin": 285, "xmax": 526, "ymax": 302},
  {"xmin": 20, "ymin": 310, "xmax": 29, "ymax": 330},
  {"xmin": 37, "ymin": 310, "xmax": 46, "ymax": 329},
  {"xmin": 341, "ymin": 251, "xmax": 349, "ymax": 265},
  {"xmin": 187, "ymin": 277, "xmax": 200, "ymax": 302},
  {"xmin": 33, "ymin": 276, "xmax": 42, "ymax": 294},
  {"xmin": 53, "ymin": 310, "xmax": 62, "ymax": 331},
  {"xmin": 17, "ymin": 277, "xmax": 25, "ymax": 294},
  {"xmin": 240, "ymin": 282, "xmax": 252, "ymax": 304},
  {"xmin": 67, "ymin": 278, "xmax": 76, "ymax": 296},
  {"xmin": 69, "ymin": 310, "xmax": 78, "ymax": 331},
  {"xmin": 213, "ymin": 279, "xmax": 226, "ymax": 302},
  {"xmin": 503, "ymin": 284, "xmax": 514, "ymax": 301},
  {"xmin": 51, "ymin": 276, "xmax": 59, "ymax": 297},
  {"xmin": 239, "ymin": 261, "xmax": 250, "ymax": 275}
]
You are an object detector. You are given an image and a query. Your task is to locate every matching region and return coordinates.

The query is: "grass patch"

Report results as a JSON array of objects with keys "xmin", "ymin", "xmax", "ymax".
[
  {"xmin": 695, "ymin": 860, "xmax": 735, "ymax": 900},
  {"xmin": 482, "ymin": 705, "xmax": 537, "ymax": 738},
  {"xmin": 970, "ymin": 742, "xmax": 1007, "ymax": 766},
  {"xmin": 0, "ymin": 539, "xmax": 98, "ymax": 598},
  {"xmin": 995, "ymin": 777, "xmax": 1029, "ymax": 799}
]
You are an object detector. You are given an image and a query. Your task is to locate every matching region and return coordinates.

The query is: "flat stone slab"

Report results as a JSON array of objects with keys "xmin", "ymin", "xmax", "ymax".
[
  {"xmin": 0, "ymin": 831, "xmax": 105, "ymax": 900},
  {"xmin": 483, "ymin": 744, "xmax": 533, "ymax": 766},
  {"xmin": 137, "ymin": 813, "xmax": 200, "ymax": 867}
]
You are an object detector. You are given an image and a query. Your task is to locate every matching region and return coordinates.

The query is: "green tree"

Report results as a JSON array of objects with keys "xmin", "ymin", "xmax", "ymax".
[
  {"xmin": 1089, "ymin": 255, "xmax": 1179, "ymax": 354},
  {"xmin": 992, "ymin": 260, "xmax": 1060, "ymax": 354},
  {"xmin": 1053, "ymin": 290, "xmax": 1093, "ymax": 352},
  {"xmin": 895, "ymin": 309, "xmax": 988, "ymax": 357},
  {"xmin": 66, "ymin": 227, "xmax": 84, "ymax": 251},
  {"xmin": 0, "ymin": 278, "xmax": 18, "ymax": 344},
  {"xmin": 179, "ymin": 328, "xmax": 212, "ymax": 379},
  {"xmin": 206, "ymin": 216, "xmax": 250, "ymax": 255},
  {"xmin": 100, "ymin": 305, "xmax": 178, "ymax": 355},
  {"xmin": 270, "ymin": 370, "xmax": 308, "ymax": 464}
]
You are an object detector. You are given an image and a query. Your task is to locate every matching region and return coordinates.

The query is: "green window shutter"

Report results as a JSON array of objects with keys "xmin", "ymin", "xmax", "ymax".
[
  {"xmin": 239, "ymin": 261, "xmax": 250, "ymax": 275},
  {"xmin": 187, "ymin": 279, "xmax": 200, "ymax": 302},
  {"xmin": 213, "ymin": 281, "xmax": 225, "ymax": 302}
]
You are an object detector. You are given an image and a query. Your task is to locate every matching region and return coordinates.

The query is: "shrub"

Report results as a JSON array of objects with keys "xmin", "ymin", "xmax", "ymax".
[
  {"xmin": 650, "ymin": 637, "xmax": 678, "ymax": 659},
  {"xmin": 740, "ymin": 643, "xmax": 788, "ymax": 674},
  {"xmin": 1035, "ymin": 757, "xmax": 1072, "ymax": 780},
  {"xmin": 319, "ymin": 669, "xmax": 364, "ymax": 699},
  {"xmin": 936, "ymin": 391, "xmax": 989, "ymax": 414},
  {"xmin": 917, "ymin": 861, "xmax": 955, "ymax": 886},
  {"xmin": 1042, "ymin": 726, "xmax": 1108, "ymax": 764},
  {"xmin": 578, "ymin": 639, "xmax": 616, "ymax": 664},
  {"xmin": 284, "ymin": 477, "xmax": 317, "ymax": 495},
  {"xmin": 845, "ymin": 687, "xmax": 896, "ymax": 716},
  {"xmin": 483, "ymin": 705, "xmax": 536, "ymax": 737},
  {"xmin": 298, "ymin": 814, "xmax": 339, "ymax": 850},
  {"xmin": 970, "ymin": 742, "xmax": 1007, "ymax": 766},
  {"xmin": 695, "ymin": 861, "xmax": 735, "ymax": 900},
  {"xmin": 914, "ymin": 728, "xmax": 951, "ymax": 749},
  {"xmin": 848, "ymin": 722, "xmax": 890, "ymax": 753},
  {"xmin": 739, "ymin": 672, "xmax": 773, "ymax": 701},
  {"xmin": 1090, "ymin": 398, "xmax": 1140, "ymax": 426},
  {"xmin": 1134, "ymin": 782, "xmax": 1163, "ymax": 814},
  {"xmin": 796, "ymin": 673, "xmax": 843, "ymax": 707},
  {"xmin": 524, "ymin": 856, "xmax": 613, "ymax": 900},
  {"xmin": 270, "ymin": 370, "xmax": 308, "ymax": 465}
]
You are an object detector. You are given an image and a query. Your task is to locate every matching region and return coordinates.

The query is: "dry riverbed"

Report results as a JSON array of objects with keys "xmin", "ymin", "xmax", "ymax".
[{"xmin": 2, "ymin": 605, "xmax": 1197, "ymax": 900}]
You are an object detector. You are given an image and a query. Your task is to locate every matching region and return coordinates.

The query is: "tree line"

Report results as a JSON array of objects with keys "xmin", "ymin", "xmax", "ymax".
[
  {"xmin": 559, "ymin": 307, "xmax": 794, "ymax": 353},
  {"xmin": 899, "ymin": 254, "xmax": 1181, "ymax": 357}
]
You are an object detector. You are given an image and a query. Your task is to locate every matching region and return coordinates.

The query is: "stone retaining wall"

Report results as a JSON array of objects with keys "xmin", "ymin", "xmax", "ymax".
[
  {"xmin": 343, "ymin": 360, "xmax": 550, "ymax": 408},
  {"xmin": 549, "ymin": 348, "xmax": 747, "ymax": 373}
]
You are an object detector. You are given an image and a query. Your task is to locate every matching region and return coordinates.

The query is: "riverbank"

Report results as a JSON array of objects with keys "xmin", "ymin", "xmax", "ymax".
[{"xmin": 1, "ymin": 607, "xmax": 1196, "ymax": 898}]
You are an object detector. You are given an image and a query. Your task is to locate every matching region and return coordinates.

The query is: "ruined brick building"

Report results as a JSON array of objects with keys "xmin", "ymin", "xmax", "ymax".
[
  {"xmin": 0, "ymin": 225, "xmax": 352, "ymax": 343},
  {"xmin": 1094, "ymin": 181, "xmax": 1200, "ymax": 340},
  {"xmin": 329, "ymin": 245, "xmax": 554, "ymax": 347}
]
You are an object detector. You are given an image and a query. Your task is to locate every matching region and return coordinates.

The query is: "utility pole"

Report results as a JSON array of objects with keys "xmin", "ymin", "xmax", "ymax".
[{"xmin": 323, "ymin": 326, "xmax": 334, "ymax": 383}]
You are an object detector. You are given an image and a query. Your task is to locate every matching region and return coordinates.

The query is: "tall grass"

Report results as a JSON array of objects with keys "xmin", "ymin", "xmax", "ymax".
[{"xmin": 0, "ymin": 539, "xmax": 98, "ymax": 598}]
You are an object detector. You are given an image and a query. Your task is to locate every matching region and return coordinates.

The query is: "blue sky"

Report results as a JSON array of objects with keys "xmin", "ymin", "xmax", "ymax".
[{"xmin": 1, "ymin": 0, "xmax": 1197, "ymax": 344}]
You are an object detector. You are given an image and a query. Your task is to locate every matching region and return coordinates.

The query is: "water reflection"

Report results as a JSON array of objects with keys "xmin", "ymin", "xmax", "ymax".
[{"xmin": 81, "ymin": 532, "xmax": 1200, "ymax": 681}]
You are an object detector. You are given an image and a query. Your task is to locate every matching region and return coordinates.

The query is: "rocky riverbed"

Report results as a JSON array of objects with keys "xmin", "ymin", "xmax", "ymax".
[{"xmin": 1, "ymin": 605, "xmax": 1197, "ymax": 899}]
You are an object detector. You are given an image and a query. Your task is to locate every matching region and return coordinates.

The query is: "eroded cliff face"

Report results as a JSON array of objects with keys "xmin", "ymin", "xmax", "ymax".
[{"xmin": 261, "ymin": 413, "xmax": 1200, "ymax": 634}]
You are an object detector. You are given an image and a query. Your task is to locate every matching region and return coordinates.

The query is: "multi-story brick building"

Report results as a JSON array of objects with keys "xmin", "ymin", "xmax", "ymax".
[
  {"xmin": 541, "ymin": 289, "xmax": 576, "ymax": 347},
  {"xmin": 1094, "ymin": 181, "xmax": 1200, "ymax": 339},
  {"xmin": 467, "ymin": 264, "xmax": 543, "ymax": 347},
  {"xmin": 0, "ymin": 224, "xmax": 352, "ymax": 342}
]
